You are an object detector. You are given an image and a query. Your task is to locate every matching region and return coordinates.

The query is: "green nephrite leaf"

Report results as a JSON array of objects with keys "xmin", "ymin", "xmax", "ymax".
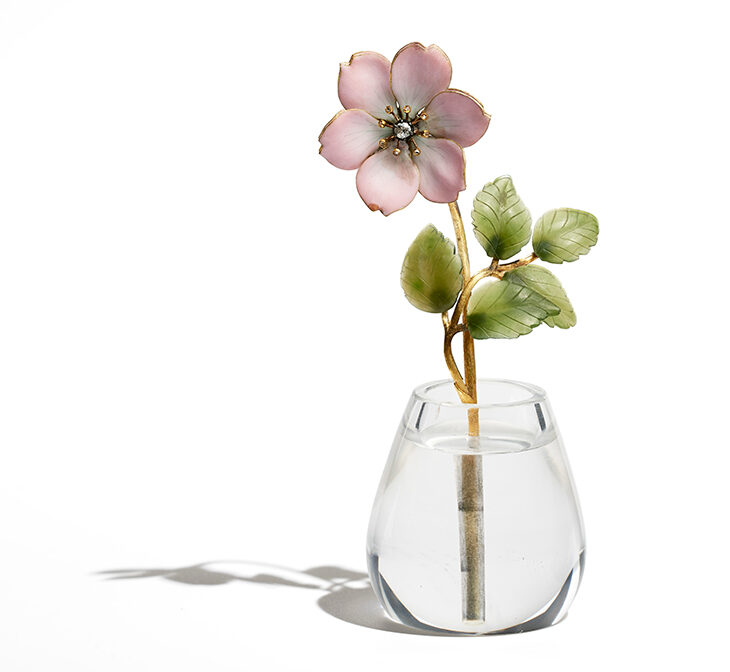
[
  {"xmin": 466, "ymin": 278, "xmax": 559, "ymax": 339},
  {"xmin": 532, "ymin": 208, "xmax": 599, "ymax": 263},
  {"xmin": 401, "ymin": 225, "xmax": 463, "ymax": 313},
  {"xmin": 471, "ymin": 175, "xmax": 532, "ymax": 260},
  {"xmin": 505, "ymin": 265, "xmax": 576, "ymax": 329}
]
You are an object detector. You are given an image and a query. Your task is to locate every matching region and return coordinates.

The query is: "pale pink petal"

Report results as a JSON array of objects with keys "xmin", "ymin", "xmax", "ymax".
[
  {"xmin": 356, "ymin": 149, "xmax": 420, "ymax": 215},
  {"xmin": 338, "ymin": 51, "xmax": 395, "ymax": 118},
  {"xmin": 424, "ymin": 89, "xmax": 491, "ymax": 148},
  {"xmin": 413, "ymin": 137, "xmax": 466, "ymax": 203},
  {"xmin": 390, "ymin": 42, "xmax": 452, "ymax": 115},
  {"xmin": 319, "ymin": 110, "xmax": 390, "ymax": 170}
]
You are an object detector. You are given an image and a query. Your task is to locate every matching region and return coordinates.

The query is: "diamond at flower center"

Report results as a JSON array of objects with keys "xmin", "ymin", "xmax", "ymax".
[{"xmin": 393, "ymin": 121, "xmax": 414, "ymax": 140}]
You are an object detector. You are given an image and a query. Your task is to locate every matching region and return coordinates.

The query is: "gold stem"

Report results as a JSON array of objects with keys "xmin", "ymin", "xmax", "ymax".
[
  {"xmin": 498, "ymin": 251, "xmax": 538, "ymax": 272},
  {"xmin": 449, "ymin": 253, "xmax": 538, "ymax": 335},
  {"xmin": 444, "ymin": 328, "xmax": 470, "ymax": 398},
  {"xmin": 447, "ymin": 202, "xmax": 478, "ymax": 400},
  {"xmin": 447, "ymin": 200, "xmax": 485, "ymax": 624},
  {"xmin": 450, "ymin": 268, "xmax": 497, "ymax": 330},
  {"xmin": 448, "ymin": 202, "xmax": 471, "ymax": 279}
]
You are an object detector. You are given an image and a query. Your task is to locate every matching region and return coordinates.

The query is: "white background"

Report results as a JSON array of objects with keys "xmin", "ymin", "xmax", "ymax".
[{"xmin": 1, "ymin": 1, "xmax": 728, "ymax": 669}]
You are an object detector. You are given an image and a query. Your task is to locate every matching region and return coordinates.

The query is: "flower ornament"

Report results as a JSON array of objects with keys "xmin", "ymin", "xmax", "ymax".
[
  {"xmin": 317, "ymin": 42, "xmax": 600, "ymax": 633},
  {"xmin": 318, "ymin": 42, "xmax": 490, "ymax": 216}
]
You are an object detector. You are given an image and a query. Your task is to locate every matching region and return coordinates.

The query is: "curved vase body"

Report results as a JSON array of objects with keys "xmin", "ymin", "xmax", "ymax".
[{"xmin": 367, "ymin": 379, "xmax": 585, "ymax": 634}]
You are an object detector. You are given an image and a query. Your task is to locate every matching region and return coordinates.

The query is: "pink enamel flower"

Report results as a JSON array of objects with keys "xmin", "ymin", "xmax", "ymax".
[{"xmin": 319, "ymin": 42, "xmax": 490, "ymax": 216}]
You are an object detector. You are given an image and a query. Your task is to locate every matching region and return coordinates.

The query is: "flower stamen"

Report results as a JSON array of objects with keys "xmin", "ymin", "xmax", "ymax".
[
  {"xmin": 410, "ymin": 139, "xmax": 421, "ymax": 156},
  {"xmin": 378, "ymin": 135, "xmax": 395, "ymax": 150},
  {"xmin": 384, "ymin": 105, "xmax": 402, "ymax": 122}
]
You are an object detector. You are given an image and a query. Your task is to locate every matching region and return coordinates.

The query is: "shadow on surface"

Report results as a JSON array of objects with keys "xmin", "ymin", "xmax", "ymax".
[{"xmin": 96, "ymin": 561, "xmax": 428, "ymax": 635}]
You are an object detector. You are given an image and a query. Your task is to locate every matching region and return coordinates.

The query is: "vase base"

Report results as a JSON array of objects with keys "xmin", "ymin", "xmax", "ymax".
[{"xmin": 367, "ymin": 550, "xmax": 585, "ymax": 636}]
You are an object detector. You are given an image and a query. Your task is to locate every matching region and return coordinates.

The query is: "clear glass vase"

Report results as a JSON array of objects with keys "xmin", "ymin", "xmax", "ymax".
[{"xmin": 367, "ymin": 379, "xmax": 585, "ymax": 635}]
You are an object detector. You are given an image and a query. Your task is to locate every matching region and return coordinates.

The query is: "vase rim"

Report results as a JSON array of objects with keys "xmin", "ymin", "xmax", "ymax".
[{"xmin": 413, "ymin": 378, "xmax": 547, "ymax": 409}]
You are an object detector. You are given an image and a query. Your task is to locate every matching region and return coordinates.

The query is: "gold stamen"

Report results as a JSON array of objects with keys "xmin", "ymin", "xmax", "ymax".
[
  {"xmin": 378, "ymin": 134, "xmax": 395, "ymax": 150},
  {"xmin": 392, "ymin": 147, "xmax": 401, "ymax": 156},
  {"xmin": 419, "ymin": 129, "xmax": 432, "ymax": 138},
  {"xmin": 385, "ymin": 104, "xmax": 401, "ymax": 121},
  {"xmin": 403, "ymin": 105, "xmax": 411, "ymax": 115},
  {"xmin": 378, "ymin": 119, "xmax": 387, "ymax": 128},
  {"xmin": 419, "ymin": 113, "xmax": 428, "ymax": 121},
  {"xmin": 410, "ymin": 139, "xmax": 421, "ymax": 156}
]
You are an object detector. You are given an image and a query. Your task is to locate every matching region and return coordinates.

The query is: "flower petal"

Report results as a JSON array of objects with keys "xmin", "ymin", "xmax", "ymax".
[
  {"xmin": 413, "ymin": 137, "xmax": 466, "ymax": 203},
  {"xmin": 390, "ymin": 42, "xmax": 452, "ymax": 114},
  {"xmin": 356, "ymin": 149, "xmax": 420, "ymax": 216},
  {"xmin": 424, "ymin": 89, "xmax": 490, "ymax": 148},
  {"xmin": 319, "ymin": 109, "xmax": 390, "ymax": 170},
  {"xmin": 338, "ymin": 51, "xmax": 395, "ymax": 118}
]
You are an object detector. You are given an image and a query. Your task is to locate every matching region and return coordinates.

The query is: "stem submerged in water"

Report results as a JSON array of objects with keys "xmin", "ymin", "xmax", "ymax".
[
  {"xmin": 447, "ymin": 201, "xmax": 486, "ymax": 623},
  {"xmin": 457, "ymin": 446, "xmax": 484, "ymax": 622}
]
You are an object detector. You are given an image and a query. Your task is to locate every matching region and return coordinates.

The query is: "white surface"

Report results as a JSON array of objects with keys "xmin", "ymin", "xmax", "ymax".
[{"xmin": 1, "ymin": 1, "xmax": 728, "ymax": 669}]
